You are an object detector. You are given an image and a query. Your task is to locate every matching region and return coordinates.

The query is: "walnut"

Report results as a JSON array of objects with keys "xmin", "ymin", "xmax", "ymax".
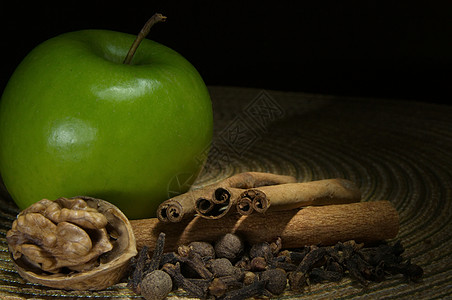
[{"xmin": 7, "ymin": 196, "xmax": 137, "ymax": 290}]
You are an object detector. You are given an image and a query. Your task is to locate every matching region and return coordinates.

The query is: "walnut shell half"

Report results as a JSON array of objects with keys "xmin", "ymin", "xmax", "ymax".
[{"xmin": 7, "ymin": 196, "xmax": 137, "ymax": 290}]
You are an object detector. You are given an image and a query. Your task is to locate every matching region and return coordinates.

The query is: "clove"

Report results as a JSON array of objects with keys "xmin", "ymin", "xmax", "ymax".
[
  {"xmin": 209, "ymin": 276, "xmax": 244, "ymax": 297},
  {"xmin": 148, "ymin": 232, "xmax": 166, "ymax": 271},
  {"xmin": 128, "ymin": 232, "xmax": 423, "ymax": 298},
  {"xmin": 177, "ymin": 251, "xmax": 213, "ymax": 280},
  {"xmin": 162, "ymin": 262, "xmax": 207, "ymax": 298},
  {"xmin": 250, "ymin": 256, "xmax": 267, "ymax": 271},
  {"xmin": 309, "ymin": 267, "xmax": 343, "ymax": 283},
  {"xmin": 295, "ymin": 246, "xmax": 327, "ymax": 274},
  {"xmin": 128, "ymin": 245, "xmax": 149, "ymax": 293},
  {"xmin": 218, "ymin": 279, "xmax": 267, "ymax": 300}
]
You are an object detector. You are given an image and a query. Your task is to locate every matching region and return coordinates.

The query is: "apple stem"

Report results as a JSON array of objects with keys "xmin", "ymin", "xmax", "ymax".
[{"xmin": 123, "ymin": 13, "xmax": 167, "ymax": 64}]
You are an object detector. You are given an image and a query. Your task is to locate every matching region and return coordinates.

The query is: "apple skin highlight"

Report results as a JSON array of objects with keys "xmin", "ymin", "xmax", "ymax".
[{"xmin": 0, "ymin": 29, "xmax": 213, "ymax": 219}]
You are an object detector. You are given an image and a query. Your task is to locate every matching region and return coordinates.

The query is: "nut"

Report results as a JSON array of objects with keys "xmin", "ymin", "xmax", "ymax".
[{"xmin": 7, "ymin": 196, "xmax": 137, "ymax": 290}]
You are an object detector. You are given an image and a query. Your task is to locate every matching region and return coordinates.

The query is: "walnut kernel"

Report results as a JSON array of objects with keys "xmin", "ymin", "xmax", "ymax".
[{"xmin": 7, "ymin": 196, "xmax": 137, "ymax": 290}]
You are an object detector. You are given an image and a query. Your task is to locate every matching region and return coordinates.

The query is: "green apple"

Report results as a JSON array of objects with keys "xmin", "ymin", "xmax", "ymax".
[{"xmin": 0, "ymin": 20, "xmax": 213, "ymax": 219}]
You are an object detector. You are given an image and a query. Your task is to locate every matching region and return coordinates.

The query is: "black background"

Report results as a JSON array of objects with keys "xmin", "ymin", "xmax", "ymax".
[{"xmin": 1, "ymin": 1, "xmax": 451, "ymax": 104}]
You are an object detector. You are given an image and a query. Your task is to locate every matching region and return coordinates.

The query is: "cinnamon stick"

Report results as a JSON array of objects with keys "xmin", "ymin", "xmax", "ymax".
[
  {"xmin": 158, "ymin": 172, "xmax": 297, "ymax": 222},
  {"xmin": 157, "ymin": 188, "xmax": 215, "ymax": 223},
  {"xmin": 133, "ymin": 201, "xmax": 399, "ymax": 252},
  {"xmin": 236, "ymin": 178, "xmax": 361, "ymax": 215},
  {"xmin": 195, "ymin": 187, "xmax": 243, "ymax": 219},
  {"xmin": 220, "ymin": 172, "xmax": 297, "ymax": 189},
  {"xmin": 236, "ymin": 195, "xmax": 254, "ymax": 215},
  {"xmin": 195, "ymin": 172, "xmax": 297, "ymax": 219}
]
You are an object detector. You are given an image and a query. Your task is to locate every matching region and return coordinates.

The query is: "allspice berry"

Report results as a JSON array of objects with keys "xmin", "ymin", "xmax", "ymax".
[
  {"xmin": 250, "ymin": 242, "xmax": 273, "ymax": 262},
  {"xmin": 140, "ymin": 270, "xmax": 173, "ymax": 300},
  {"xmin": 189, "ymin": 241, "xmax": 216, "ymax": 258},
  {"xmin": 260, "ymin": 268, "xmax": 287, "ymax": 295},
  {"xmin": 207, "ymin": 258, "xmax": 236, "ymax": 277},
  {"xmin": 214, "ymin": 233, "xmax": 244, "ymax": 261}
]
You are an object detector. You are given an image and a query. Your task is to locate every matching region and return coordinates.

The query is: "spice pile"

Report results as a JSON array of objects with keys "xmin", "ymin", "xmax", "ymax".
[{"xmin": 128, "ymin": 232, "xmax": 423, "ymax": 300}]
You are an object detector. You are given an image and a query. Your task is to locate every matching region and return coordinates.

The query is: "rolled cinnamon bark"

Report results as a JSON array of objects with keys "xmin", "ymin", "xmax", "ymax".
[
  {"xmin": 195, "ymin": 187, "xmax": 243, "ymax": 219},
  {"xmin": 238, "ymin": 189, "xmax": 266, "ymax": 214},
  {"xmin": 236, "ymin": 178, "xmax": 361, "ymax": 215},
  {"xmin": 193, "ymin": 172, "xmax": 297, "ymax": 220},
  {"xmin": 236, "ymin": 196, "xmax": 254, "ymax": 215},
  {"xmin": 157, "ymin": 188, "xmax": 214, "ymax": 223},
  {"xmin": 133, "ymin": 201, "xmax": 399, "ymax": 252},
  {"xmin": 158, "ymin": 172, "xmax": 297, "ymax": 222}
]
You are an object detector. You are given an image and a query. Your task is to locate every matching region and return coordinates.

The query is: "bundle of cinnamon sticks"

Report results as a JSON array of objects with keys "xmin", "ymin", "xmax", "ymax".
[
  {"xmin": 136, "ymin": 172, "xmax": 400, "ymax": 252},
  {"xmin": 157, "ymin": 172, "xmax": 363, "ymax": 222}
]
